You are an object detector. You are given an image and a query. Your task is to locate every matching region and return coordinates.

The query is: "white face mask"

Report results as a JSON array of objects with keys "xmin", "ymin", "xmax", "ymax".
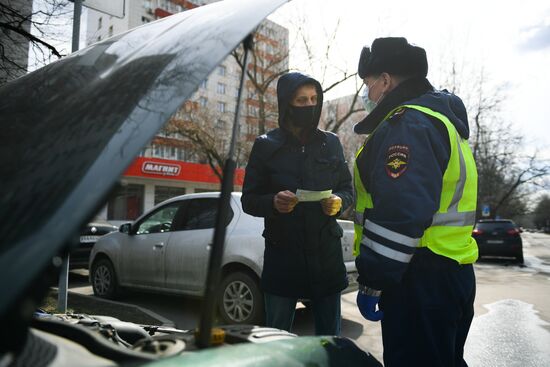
[{"xmin": 361, "ymin": 77, "xmax": 383, "ymax": 114}]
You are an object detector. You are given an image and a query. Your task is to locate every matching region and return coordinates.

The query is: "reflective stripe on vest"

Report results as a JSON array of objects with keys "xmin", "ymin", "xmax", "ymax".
[
  {"xmin": 353, "ymin": 133, "xmax": 376, "ymax": 256},
  {"xmin": 352, "ymin": 108, "xmax": 394, "ymax": 256},
  {"xmin": 353, "ymin": 104, "xmax": 478, "ymax": 264}
]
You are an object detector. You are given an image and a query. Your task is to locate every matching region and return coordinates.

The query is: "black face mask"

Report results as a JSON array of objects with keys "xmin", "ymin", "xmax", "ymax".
[{"xmin": 287, "ymin": 105, "xmax": 318, "ymax": 129}]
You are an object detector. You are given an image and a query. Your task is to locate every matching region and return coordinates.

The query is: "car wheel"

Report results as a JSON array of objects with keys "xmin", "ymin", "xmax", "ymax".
[
  {"xmin": 516, "ymin": 252, "xmax": 524, "ymax": 264},
  {"xmin": 91, "ymin": 258, "xmax": 119, "ymax": 299},
  {"xmin": 218, "ymin": 271, "xmax": 264, "ymax": 325}
]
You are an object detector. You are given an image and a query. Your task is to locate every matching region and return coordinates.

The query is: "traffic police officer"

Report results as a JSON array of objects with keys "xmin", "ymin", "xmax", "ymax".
[{"xmin": 353, "ymin": 37, "xmax": 478, "ymax": 367}]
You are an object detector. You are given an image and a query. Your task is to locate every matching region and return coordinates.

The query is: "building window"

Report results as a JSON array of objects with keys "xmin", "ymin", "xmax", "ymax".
[
  {"xmin": 200, "ymin": 79, "xmax": 207, "ymax": 89},
  {"xmin": 143, "ymin": 0, "xmax": 152, "ymax": 9},
  {"xmin": 108, "ymin": 25, "xmax": 113, "ymax": 37},
  {"xmin": 217, "ymin": 101, "xmax": 226, "ymax": 113},
  {"xmin": 98, "ymin": 17, "xmax": 102, "ymax": 29},
  {"xmin": 218, "ymin": 65, "xmax": 226, "ymax": 76},
  {"xmin": 187, "ymin": 151, "xmax": 196, "ymax": 162},
  {"xmin": 217, "ymin": 82, "xmax": 226, "ymax": 94},
  {"xmin": 199, "ymin": 96, "xmax": 207, "ymax": 107},
  {"xmin": 154, "ymin": 144, "xmax": 162, "ymax": 157},
  {"xmin": 139, "ymin": 147, "xmax": 152, "ymax": 157},
  {"xmin": 216, "ymin": 119, "xmax": 226, "ymax": 129},
  {"xmin": 247, "ymin": 122, "xmax": 257, "ymax": 135}
]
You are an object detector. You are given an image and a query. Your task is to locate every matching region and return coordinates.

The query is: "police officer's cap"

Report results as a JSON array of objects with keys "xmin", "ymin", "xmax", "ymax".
[{"xmin": 358, "ymin": 37, "xmax": 428, "ymax": 78}]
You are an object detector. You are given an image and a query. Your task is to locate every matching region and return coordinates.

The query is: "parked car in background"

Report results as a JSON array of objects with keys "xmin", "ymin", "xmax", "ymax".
[
  {"xmin": 90, "ymin": 192, "xmax": 358, "ymax": 325},
  {"xmin": 472, "ymin": 219, "xmax": 523, "ymax": 263},
  {"xmin": 70, "ymin": 219, "xmax": 118, "ymax": 269}
]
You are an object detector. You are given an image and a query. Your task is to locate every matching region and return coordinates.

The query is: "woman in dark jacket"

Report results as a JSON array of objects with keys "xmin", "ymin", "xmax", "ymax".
[{"xmin": 241, "ymin": 72, "xmax": 353, "ymax": 335}]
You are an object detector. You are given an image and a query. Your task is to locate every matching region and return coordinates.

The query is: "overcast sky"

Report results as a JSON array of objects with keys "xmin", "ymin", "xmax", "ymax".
[
  {"xmin": 39, "ymin": 0, "xmax": 549, "ymax": 158},
  {"xmin": 269, "ymin": 0, "xmax": 550, "ymax": 157}
]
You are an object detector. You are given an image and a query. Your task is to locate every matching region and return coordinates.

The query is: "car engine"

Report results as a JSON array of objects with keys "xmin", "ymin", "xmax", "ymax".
[{"xmin": 5, "ymin": 311, "xmax": 298, "ymax": 366}]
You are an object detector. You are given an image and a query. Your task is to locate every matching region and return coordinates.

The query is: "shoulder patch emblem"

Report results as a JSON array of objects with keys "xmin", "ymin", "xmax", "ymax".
[{"xmin": 385, "ymin": 145, "xmax": 409, "ymax": 178}]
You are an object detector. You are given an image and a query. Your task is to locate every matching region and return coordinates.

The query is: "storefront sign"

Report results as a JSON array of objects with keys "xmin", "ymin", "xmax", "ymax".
[
  {"xmin": 141, "ymin": 161, "xmax": 181, "ymax": 176},
  {"xmin": 125, "ymin": 157, "xmax": 244, "ymax": 185}
]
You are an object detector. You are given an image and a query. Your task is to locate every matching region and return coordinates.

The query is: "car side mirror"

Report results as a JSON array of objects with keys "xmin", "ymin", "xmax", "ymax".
[{"xmin": 119, "ymin": 223, "xmax": 132, "ymax": 234}]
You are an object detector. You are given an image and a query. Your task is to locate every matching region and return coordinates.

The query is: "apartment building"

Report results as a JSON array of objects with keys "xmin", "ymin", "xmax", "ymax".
[
  {"xmin": 319, "ymin": 93, "xmax": 366, "ymax": 169},
  {"xmin": 86, "ymin": 0, "xmax": 289, "ymax": 221}
]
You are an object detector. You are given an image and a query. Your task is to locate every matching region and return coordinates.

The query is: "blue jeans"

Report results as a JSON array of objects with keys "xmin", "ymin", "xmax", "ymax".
[{"xmin": 264, "ymin": 292, "xmax": 341, "ymax": 335}]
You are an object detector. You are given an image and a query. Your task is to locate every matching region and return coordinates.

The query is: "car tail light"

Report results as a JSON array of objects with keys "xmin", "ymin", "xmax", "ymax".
[
  {"xmin": 472, "ymin": 229, "xmax": 483, "ymax": 235},
  {"xmin": 507, "ymin": 228, "xmax": 519, "ymax": 236}
]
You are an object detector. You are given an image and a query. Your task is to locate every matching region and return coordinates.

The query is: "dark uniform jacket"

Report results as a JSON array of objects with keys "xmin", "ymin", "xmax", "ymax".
[
  {"xmin": 241, "ymin": 72, "xmax": 353, "ymax": 298},
  {"xmin": 354, "ymin": 76, "xmax": 472, "ymax": 291}
]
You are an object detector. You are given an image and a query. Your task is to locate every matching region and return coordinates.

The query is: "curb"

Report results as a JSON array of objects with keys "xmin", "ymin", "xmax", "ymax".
[{"xmin": 67, "ymin": 291, "xmax": 176, "ymax": 328}]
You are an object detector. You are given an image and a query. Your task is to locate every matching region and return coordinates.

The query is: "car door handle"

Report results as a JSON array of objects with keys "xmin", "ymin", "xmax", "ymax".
[{"xmin": 154, "ymin": 242, "xmax": 164, "ymax": 249}]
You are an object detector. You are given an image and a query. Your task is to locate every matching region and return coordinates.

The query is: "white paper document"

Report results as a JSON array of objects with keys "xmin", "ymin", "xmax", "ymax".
[{"xmin": 296, "ymin": 189, "xmax": 332, "ymax": 202}]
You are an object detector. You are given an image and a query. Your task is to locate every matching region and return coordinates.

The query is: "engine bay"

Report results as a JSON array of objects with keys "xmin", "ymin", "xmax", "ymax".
[{"xmin": 5, "ymin": 312, "xmax": 297, "ymax": 366}]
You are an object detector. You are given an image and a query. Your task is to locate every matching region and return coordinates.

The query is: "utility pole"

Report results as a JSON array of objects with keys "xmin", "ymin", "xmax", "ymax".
[{"xmin": 57, "ymin": 0, "xmax": 82, "ymax": 313}]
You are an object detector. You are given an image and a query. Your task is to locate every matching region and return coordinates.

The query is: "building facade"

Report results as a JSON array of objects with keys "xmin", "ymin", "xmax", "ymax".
[
  {"xmin": 319, "ymin": 93, "xmax": 366, "ymax": 170},
  {"xmin": 86, "ymin": 0, "xmax": 288, "ymax": 222}
]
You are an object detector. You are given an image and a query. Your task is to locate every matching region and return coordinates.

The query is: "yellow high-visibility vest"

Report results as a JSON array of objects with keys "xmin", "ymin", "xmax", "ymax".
[{"xmin": 353, "ymin": 104, "xmax": 478, "ymax": 264}]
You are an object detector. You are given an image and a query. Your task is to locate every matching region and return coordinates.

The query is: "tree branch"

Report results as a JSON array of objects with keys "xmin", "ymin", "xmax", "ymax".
[{"xmin": 0, "ymin": 22, "xmax": 63, "ymax": 58}]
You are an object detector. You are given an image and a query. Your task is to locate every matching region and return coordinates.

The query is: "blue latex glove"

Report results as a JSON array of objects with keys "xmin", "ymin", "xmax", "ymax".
[{"xmin": 357, "ymin": 291, "xmax": 384, "ymax": 321}]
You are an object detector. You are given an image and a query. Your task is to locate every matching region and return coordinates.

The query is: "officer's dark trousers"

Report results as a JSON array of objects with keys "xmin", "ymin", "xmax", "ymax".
[{"xmin": 380, "ymin": 248, "xmax": 476, "ymax": 367}]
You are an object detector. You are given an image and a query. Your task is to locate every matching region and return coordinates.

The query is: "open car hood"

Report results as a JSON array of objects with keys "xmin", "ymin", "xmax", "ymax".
[{"xmin": 0, "ymin": 0, "xmax": 288, "ymax": 317}]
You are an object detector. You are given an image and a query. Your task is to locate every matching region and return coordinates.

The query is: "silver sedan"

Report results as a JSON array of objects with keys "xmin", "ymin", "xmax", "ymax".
[{"xmin": 90, "ymin": 192, "xmax": 357, "ymax": 325}]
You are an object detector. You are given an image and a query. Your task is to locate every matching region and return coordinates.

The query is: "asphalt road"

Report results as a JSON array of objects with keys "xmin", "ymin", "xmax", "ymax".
[{"xmin": 69, "ymin": 232, "xmax": 550, "ymax": 366}]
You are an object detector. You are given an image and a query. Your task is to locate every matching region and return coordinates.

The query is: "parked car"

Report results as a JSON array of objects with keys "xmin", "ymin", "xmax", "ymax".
[
  {"xmin": 70, "ymin": 219, "xmax": 118, "ymax": 269},
  {"xmin": 90, "ymin": 192, "xmax": 358, "ymax": 325},
  {"xmin": 472, "ymin": 219, "xmax": 523, "ymax": 263}
]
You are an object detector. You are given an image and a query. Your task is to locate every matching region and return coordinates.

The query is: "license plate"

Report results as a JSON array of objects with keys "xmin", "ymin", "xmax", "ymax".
[
  {"xmin": 80, "ymin": 235, "xmax": 100, "ymax": 243},
  {"xmin": 487, "ymin": 240, "xmax": 503, "ymax": 244}
]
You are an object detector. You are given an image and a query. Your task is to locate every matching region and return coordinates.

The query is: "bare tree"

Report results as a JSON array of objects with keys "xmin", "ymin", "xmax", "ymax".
[
  {"xmin": 293, "ymin": 15, "xmax": 363, "ymax": 134},
  {"xmin": 163, "ymin": 102, "xmax": 233, "ymax": 182},
  {"xmin": 231, "ymin": 22, "xmax": 290, "ymax": 136},
  {"xmin": 232, "ymin": 18, "xmax": 363, "ymax": 136},
  {"xmin": 533, "ymin": 195, "xmax": 550, "ymax": 230},
  {"xmin": 0, "ymin": 0, "xmax": 72, "ymax": 85},
  {"xmin": 165, "ymin": 18, "xmax": 366, "ymax": 182},
  {"xmin": 439, "ymin": 62, "xmax": 550, "ymax": 220},
  {"xmin": 322, "ymin": 77, "xmax": 363, "ymax": 133}
]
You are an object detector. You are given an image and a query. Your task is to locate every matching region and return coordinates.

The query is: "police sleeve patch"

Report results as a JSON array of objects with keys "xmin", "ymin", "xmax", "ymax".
[{"xmin": 385, "ymin": 145, "xmax": 409, "ymax": 178}]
